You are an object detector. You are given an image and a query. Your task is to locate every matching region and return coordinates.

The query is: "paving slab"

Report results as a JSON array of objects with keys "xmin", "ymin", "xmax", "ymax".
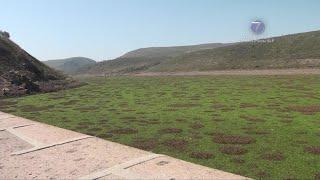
[
  {"xmin": 0, "ymin": 111, "xmax": 249, "ymax": 179},
  {"xmin": 0, "ymin": 117, "xmax": 34, "ymax": 130},
  {"xmin": 0, "ymin": 131, "xmax": 34, "ymax": 157},
  {"xmin": 126, "ymin": 156, "xmax": 243, "ymax": 179},
  {"xmin": 0, "ymin": 111, "xmax": 15, "ymax": 118},
  {"xmin": 0, "ymin": 113, "xmax": 15, "ymax": 120},
  {"xmin": 13, "ymin": 122, "xmax": 86, "ymax": 145}
]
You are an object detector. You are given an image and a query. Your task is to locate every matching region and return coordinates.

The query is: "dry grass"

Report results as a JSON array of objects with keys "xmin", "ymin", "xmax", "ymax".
[
  {"xmin": 261, "ymin": 152, "xmax": 285, "ymax": 161},
  {"xmin": 213, "ymin": 134, "xmax": 256, "ymax": 144},
  {"xmin": 162, "ymin": 139, "xmax": 188, "ymax": 150},
  {"xmin": 189, "ymin": 122, "xmax": 204, "ymax": 129},
  {"xmin": 159, "ymin": 128, "xmax": 183, "ymax": 134},
  {"xmin": 288, "ymin": 105, "xmax": 320, "ymax": 115},
  {"xmin": 240, "ymin": 103, "xmax": 258, "ymax": 108},
  {"xmin": 304, "ymin": 146, "xmax": 320, "ymax": 155},
  {"xmin": 131, "ymin": 138, "xmax": 158, "ymax": 151}
]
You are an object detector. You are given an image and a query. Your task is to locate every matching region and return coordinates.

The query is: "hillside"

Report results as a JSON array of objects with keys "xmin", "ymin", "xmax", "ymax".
[
  {"xmin": 121, "ymin": 43, "xmax": 228, "ymax": 58},
  {"xmin": 0, "ymin": 36, "xmax": 77, "ymax": 97},
  {"xmin": 82, "ymin": 43, "xmax": 228, "ymax": 75},
  {"xmin": 83, "ymin": 30, "xmax": 320, "ymax": 75},
  {"xmin": 44, "ymin": 57, "xmax": 96, "ymax": 74},
  {"xmin": 150, "ymin": 30, "xmax": 320, "ymax": 72}
]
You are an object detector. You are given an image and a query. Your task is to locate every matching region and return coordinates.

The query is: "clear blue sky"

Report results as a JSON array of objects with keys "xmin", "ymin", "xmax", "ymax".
[{"xmin": 1, "ymin": 0, "xmax": 320, "ymax": 61}]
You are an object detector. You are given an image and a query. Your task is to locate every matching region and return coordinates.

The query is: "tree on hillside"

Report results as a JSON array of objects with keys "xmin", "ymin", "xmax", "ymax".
[
  {"xmin": 3, "ymin": 31, "xmax": 10, "ymax": 38},
  {"xmin": 0, "ymin": 31, "xmax": 10, "ymax": 38}
]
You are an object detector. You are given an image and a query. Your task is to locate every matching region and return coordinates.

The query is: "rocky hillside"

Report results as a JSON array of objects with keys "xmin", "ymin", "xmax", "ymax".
[
  {"xmin": 44, "ymin": 57, "xmax": 96, "ymax": 74},
  {"xmin": 0, "ymin": 36, "xmax": 78, "ymax": 97}
]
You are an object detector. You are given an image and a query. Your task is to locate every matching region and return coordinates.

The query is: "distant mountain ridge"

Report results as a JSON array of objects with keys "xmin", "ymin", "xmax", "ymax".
[
  {"xmin": 44, "ymin": 57, "xmax": 96, "ymax": 74},
  {"xmin": 82, "ymin": 43, "xmax": 229, "ymax": 75},
  {"xmin": 82, "ymin": 30, "xmax": 320, "ymax": 75},
  {"xmin": 121, "ymin": 43, "xmax": 230, "ymax": 58},
  {"xmin": 150, "ymin": 30, "xmax": 320, "ymax": 72}
]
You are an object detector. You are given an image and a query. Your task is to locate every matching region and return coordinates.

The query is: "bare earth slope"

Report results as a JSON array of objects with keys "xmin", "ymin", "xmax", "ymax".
[{"xmin": 0, "ymin": 37, "xmax": 76, "ymax": 97}]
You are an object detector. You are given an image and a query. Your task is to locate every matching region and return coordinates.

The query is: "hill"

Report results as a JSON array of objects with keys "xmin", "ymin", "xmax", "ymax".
[
  {"xmin": 83, "ymin": 30, "xmax": 320, "ymax": 75},
  {"xmin": 82, "ymin": 43, "xmax": 228, "ymax": 75},
  {"xmin": 121, "ymin": 43, "xmax": 228, "ymax": 58},
  {"xmin": 150, "ymin": 30, "xmax": 320, "ymax": 72},
  {"xmin": 0, "ymin": 36, "xmax": 78, "ymax": 97},
  {"xmin": 44, "ymin": 57, "xmax": 96, "ymax": 74}
]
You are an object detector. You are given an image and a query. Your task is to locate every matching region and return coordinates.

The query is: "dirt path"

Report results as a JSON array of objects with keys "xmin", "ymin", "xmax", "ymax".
[
  {"xmin": 134, "ymin": 68, "xmax": 320, "ymax": 76},
  {"xmin": 0, "ymin": 111, "xmax": 248, "ymax": 179}
]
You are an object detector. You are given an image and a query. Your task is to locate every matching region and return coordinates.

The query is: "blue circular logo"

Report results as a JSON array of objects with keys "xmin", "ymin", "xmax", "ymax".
[{"xmin": 250, "ymin": 20, "xmax": 265, "ymax": 35}]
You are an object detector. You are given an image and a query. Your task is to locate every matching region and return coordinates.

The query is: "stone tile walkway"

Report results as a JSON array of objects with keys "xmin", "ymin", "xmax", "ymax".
[{"xmin": 0, "ymin": 111, "xmax": 248, "ymax": 179}]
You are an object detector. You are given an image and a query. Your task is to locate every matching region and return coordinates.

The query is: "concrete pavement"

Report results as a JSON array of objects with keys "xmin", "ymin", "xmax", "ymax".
[{"xmin": 0, "ymin": 111, "xmax": 248, "ymax": 179}]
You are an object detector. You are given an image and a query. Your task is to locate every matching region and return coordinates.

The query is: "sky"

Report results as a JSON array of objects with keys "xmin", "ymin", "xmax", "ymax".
[{"xmin": 1, "ymin": 0, "xmax": 320, "ymax": 61}]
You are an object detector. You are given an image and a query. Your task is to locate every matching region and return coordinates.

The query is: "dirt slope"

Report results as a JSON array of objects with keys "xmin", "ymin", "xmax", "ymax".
[{"xmin": 0, "ymin": 37, "xmax": 78, "ymax": 97}]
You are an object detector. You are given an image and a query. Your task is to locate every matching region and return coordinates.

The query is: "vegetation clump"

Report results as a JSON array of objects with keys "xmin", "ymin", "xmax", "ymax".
[
  {"xmin": 213, "ymin": 134, "xmax": 256, "ymax": 144},
  {"xmin": 304, "ymin": 146, "xmax": 320, "ymax": 155},
  {"xmin": 162, "ymin": 139, "xmax": 188, "ymax": 150},
  {"xmin": 261, "ymin": 152, "xmax": 285, "ymax": 161},
  {"xmin": 131, "ymin": 138, "xmax": 158, "ymax": 151},
  {"xmin": 288, "ymin": 105, "xmax": 320, "ymax": 115},
  {"xmin": 159, "ymin": 128, "xmax": 183, "ymax": 134}
]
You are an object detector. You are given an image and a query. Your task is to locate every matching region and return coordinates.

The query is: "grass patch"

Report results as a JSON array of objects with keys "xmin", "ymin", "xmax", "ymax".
[
  {"xmin": 1, "ymin": 75, "xmax": 320, "ymax": 179},
  {"xmin": 190, "ymin": 152, "xmax": 214, "ymax": 159},
  {"xmin": 159, "ymin": 128, "xmax": 183, "ymax": 134},
  {"xmin": 219, "ymin": 146, "xmax": 248, "ymax": 155},
  {"xmin": 110, "ymin": 128, "xmax": 138, "ymax": 134}
]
